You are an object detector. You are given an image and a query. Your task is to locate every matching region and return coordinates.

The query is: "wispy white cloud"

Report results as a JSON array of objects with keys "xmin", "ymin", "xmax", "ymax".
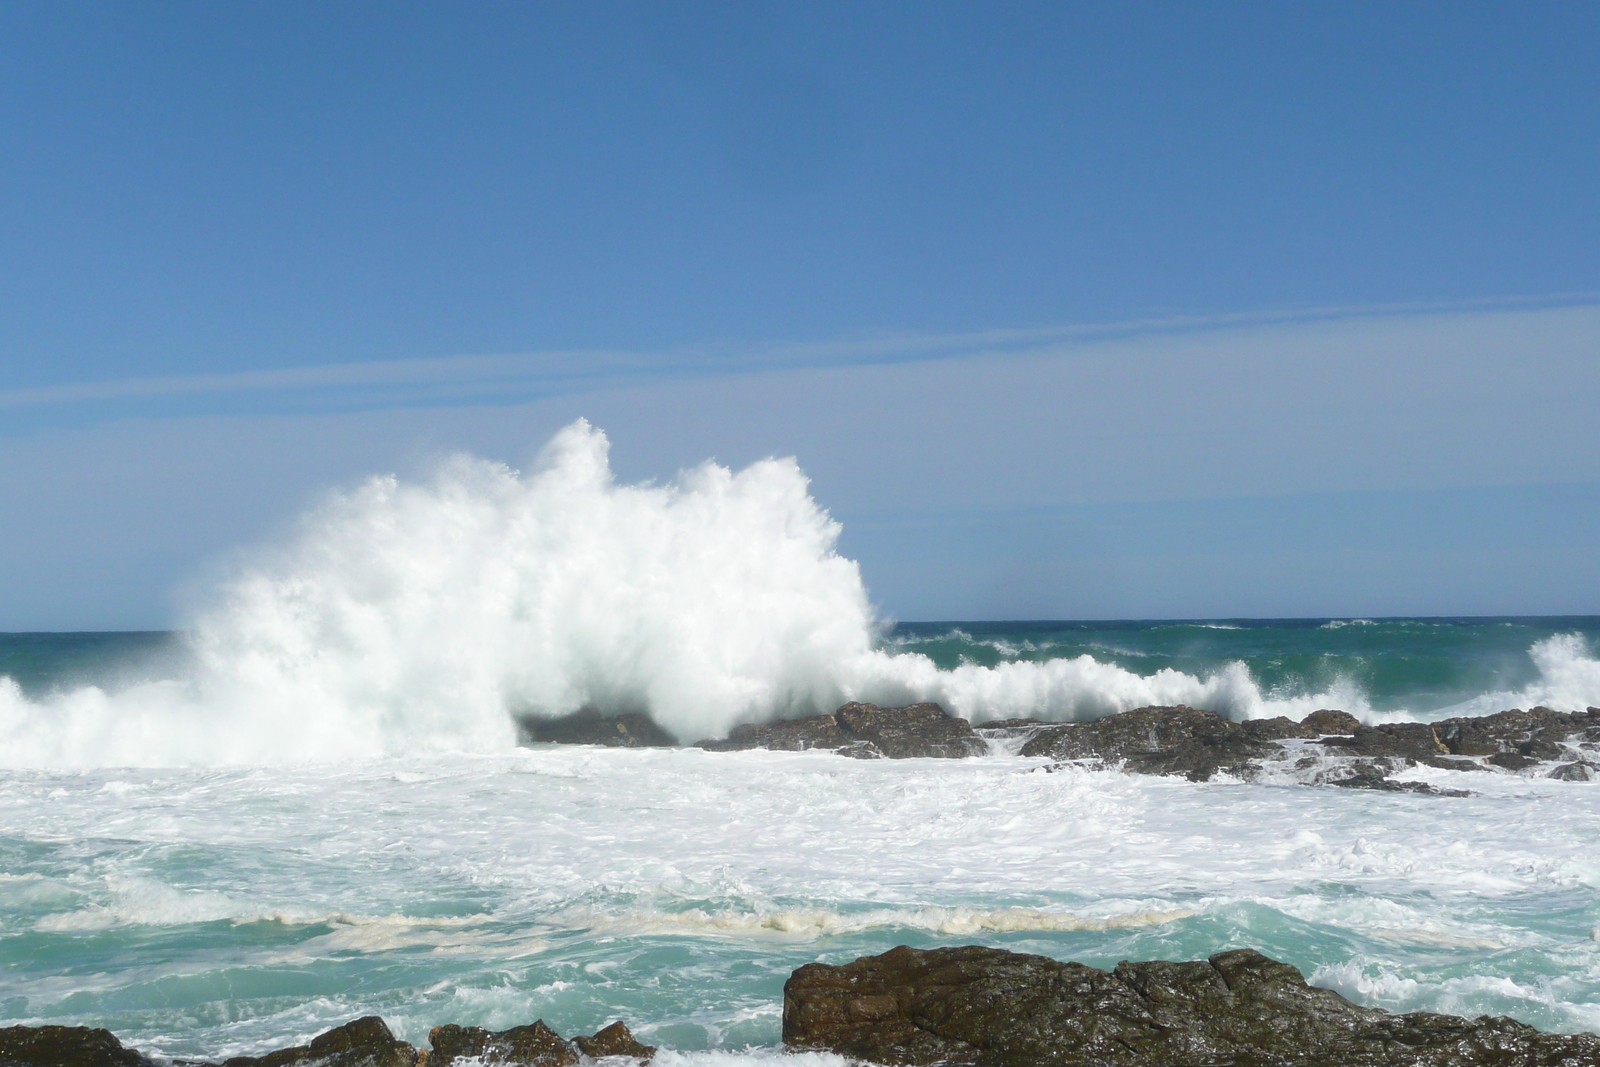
[
  {"xmin": 4, "ymin": 294, "xmax": 1599, "ymax": 626},
  {"xmin": 6, "ymin": 292, "xmax": 1595, "ymax": 415}
]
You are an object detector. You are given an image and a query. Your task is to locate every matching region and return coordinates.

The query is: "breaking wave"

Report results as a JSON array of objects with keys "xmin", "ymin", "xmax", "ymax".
[{"xmin": 1, "ymin": 421, "xmax": 1597, "ymax": 767}]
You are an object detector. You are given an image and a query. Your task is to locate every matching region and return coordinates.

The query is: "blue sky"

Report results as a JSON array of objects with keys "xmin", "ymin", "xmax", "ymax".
[{"xmin": 1, "ymin": 3, "xmax": 1597, "ymax": 628}]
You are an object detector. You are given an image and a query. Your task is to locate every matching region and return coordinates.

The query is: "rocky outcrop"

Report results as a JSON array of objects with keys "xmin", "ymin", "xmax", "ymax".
[
  {"xmin": 1299, "ymin": 708, "xmax": 1363, "ymax": 734},
  {"xmin": 221, "ymin": 1017, "xmax": 418, "ymax": 1067},
  {"xmin": 526, "ymin": 697, "xmax": 1600, "ymax": 789},
  {"xmin": 835, "ymin": 702, "xmax": 989, "ymax": 758},
  {"xmin": 0, "ymin": 1018, "xmax": 655, "ymax": 1067},
  {"xmin": 426, "ymin": 1022, "xmax": 574, "ymax": 1066},
  {"xmin": 572, "ymin": 1022, "xmax": 655, "ymax": 1062},
  {"xmin": 699, "ymin": 702, "xmax": 986, "ymax": 759},
  {"xmin": 1001, "ymin": 704, "xmax": 1286, "ymax": 781},
  {"xmin": 516, "ymin": 708, "xmax": 676, "ymax": 748},
  {"xmin": 782, "ymin": 944, "xmax": 1600, "ymax": 1066},
  {"xmin": 978, "ymin": 703, "xmax": 1600, "ymax": 789},
  {"xmin": 1434, "ymin": 706, "xmax": 1600, "ymax": 763},
  {"xmin": 0, "ymin": 1026, "xmax": 150, "ymax": 1067}
]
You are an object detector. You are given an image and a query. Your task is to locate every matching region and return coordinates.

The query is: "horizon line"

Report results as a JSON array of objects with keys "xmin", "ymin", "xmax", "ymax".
[{"xmin": 7, "ymin": 613, "xmax": 1599, "ymax": 636}]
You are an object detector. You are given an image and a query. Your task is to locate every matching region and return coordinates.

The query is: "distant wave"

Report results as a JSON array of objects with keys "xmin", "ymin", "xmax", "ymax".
[
  {"xmin": 1418, "ymin": 633, "xmax": 1600, "ymax": 720},
  {"xmin": 1, "ymin": 421, "xmax": 1597, "ymax": 767}
]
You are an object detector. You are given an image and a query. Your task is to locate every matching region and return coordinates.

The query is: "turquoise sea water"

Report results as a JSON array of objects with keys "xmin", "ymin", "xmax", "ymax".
[
  {"xmin": 3, "ymin": 620, "xmax": 1600, "ymax": 1061},
  {"xmin": 890, "ymin": 617, "xmax": 1600, "ymax": 717},
  {"xmin": 8, "ymin": 616, "xmax": 1598, "ymax": 711}
]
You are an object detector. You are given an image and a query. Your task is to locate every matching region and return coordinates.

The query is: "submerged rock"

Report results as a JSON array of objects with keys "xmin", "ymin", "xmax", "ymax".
[
  {"xmin": 698, "ymin": 702, "xmax": 985, "ymax": 759},
  {"xmin": 0, "ymin": 1025, "xmax": 150, "ymax": 1067},
  {"xmin": 221, "ymin": 1017, "xmax": 418, "ymax": 1067},
  {"xmin": 516, "ymin": 708, "xmax": 676, "ymax": 748},
  {"xmin": 1318, "ymin": 759, "xmax": 1474, "ymax": 796},
  {"xmin": 572, "ymin": 1022, "xmax": 655, "ymax": 1062},
  {"xmin": 782, "ymin": 944, "xmax": 1600, "ymax": 1066},
  {"xmin": 427, "ymin": 1022, "xmax": 575, "ymax": 1067},
  {"xmin": 696, "ymin": 714, "xmax": 843, "ymax": 752},
  {"xmin": 1548, "ymin": 760, "xmax": 1600, "ymax": 781}
]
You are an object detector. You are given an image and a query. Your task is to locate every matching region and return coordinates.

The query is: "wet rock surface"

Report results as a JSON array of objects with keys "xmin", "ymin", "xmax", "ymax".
[
  {"xmin": 1433, "ymin": 706, "xmax": 1600, "ymax": 762},
  {"xmin": 537, "ymin": 697, "xmax": 1600, "ymax": 791},
  {"xmin": 572, "ymin": 1022, "xmax": 655, "ymax": 1062},
  {"xmin": 834, "ymin": 702, "xmax": 988, "ymax": 758},
  {"xmin": 782, "ymin": 944, "xmax": 1600, "ymax": 1066},
  {"xmin": 516, "ymin": 707, "xmax": 676, "ymax": 748},
  {"xmin": 1004, "ymin": 705, "xmax": 1286, "ymax": 781},
  {"xmin": 426, "ymin": 1021, "xmax": 574, "ymax": 1066},
  {"xmin": 1317, "ymin": 758, "xmax": 1474, "ymax": 796},
  {"xmin": 220, "ymin": 1017, "xmax": 418, "ymax": 1067},
  {"xmin": 696, "ymin": 713, "xmax": 844, "ymax": 753},
  {"xmin": 0, "ymin": 1026, "xmax": 151, "ymax": 1067},
  {"xmin": 979, "ymin": 703, "xmax": 1600, "ymax": 791},
  {"xmin": 0, "ymin": 1018, "xmax": 656, "ymax": 1067},
  {"xmin": 699, "ymin": 702, "xmax": 986, "ymax": 759}
]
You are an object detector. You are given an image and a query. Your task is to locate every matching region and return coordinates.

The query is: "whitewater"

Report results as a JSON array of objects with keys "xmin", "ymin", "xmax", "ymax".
[
  {"xmin": 3, "ymin": 420, "xmax": 1600, "ymax": 1062},
  {"xmin": 2, "ymin": 419, "xmax": 1597, "ymax": 767}
]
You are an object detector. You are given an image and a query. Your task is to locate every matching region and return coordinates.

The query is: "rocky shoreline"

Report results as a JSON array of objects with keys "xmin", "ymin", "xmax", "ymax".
[
  {"xmin": 0, "ymin": 1017, "xmax": 655, "ymax": 1067},
  {"xmin": 785, "ymin": 945, "xmax": 1600, "ymax": 1066},
  {"xmin": 521, "ymin": 700, "xmax": 1600, "ymax": 793},
  {"xmin": 9, "ymin": 946, "xmax": 1599, "ymax": 1066}
]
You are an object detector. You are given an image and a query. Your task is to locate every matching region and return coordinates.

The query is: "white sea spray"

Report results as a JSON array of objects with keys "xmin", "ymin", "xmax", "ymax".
[{"xmin": 1, "ymin": 420, "xmax": 1598, "ymax": 767}]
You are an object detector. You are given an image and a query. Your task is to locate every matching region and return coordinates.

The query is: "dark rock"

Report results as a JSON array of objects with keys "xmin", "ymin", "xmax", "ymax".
[
  {"xmin": 1300, "ymin": 708, "xmax": 1363, "ymax": 734},
  {"xmin": 701, "ymin": 698, "xmax": 1600, "ymax": 788},
  {"xmin": 700, "ymin": 702, "xmax": 985, "ymax": 759},
  {"xmin": 427, "ymin": 1022, "xmax": 575, "ymax": 1067},
  {"xmin": 696, "ymin": 715, "xmax": 842, "ymax": 752},
  {"xmin": 1549, "ymin": 761, "xmax": 1600, "ymax": 781},
  {"xmin": 1314, "ymin": 722, "xmax": 1450, "ymax": 763},
  {"xmin": 0, "ymin": 1026, "xmax": 149, "ymax": 1067},
  {"xmin": 516, "ymin": 708, "xmax": 676, "ymax": 748},
  {"xmin": 572, "ymin": 1022, "xmax": 654, "ymax": 1062},
  {"xmin": 782, "ymin": 944, "xmax": 1600, "ymax": 1066},
  {"xmin": 1321, "ymin": 760, "xmax": 1474, "ymax": 796},
  {"xmin": 223, "ymin": 1018, "xmax": 418, "ymax": 1067},
  {"xmin": 1241, "ymin": 716, "xmax": 1315, "ymax": 741},
  {"xmin": 1433, "ymin": 706, "xmax": 1599, "ymax": 760},
  {"xmin": 834, "ymin": 702, "xmax": 988, "ymax": 759},
  {"xmin": 1017, "ymin": 705, "xmax": 1279, "ymax": 782}
]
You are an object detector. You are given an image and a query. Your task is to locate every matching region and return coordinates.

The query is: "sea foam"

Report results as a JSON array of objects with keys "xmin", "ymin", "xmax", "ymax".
[{"xmin": 1, "ymin": 420, "xmax": 1597, "ymax": 767}]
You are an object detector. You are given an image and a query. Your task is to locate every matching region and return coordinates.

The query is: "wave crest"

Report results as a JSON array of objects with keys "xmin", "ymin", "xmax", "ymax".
[{"xmin": 2, "ymin": 422, "xmax": 1597, "ymax": 767}]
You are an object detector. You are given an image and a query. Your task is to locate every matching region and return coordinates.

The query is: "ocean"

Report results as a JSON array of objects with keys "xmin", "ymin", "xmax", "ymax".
[{"xmin": 3, "ymin": 422, "xmax": 1599, "ymax": 1062}]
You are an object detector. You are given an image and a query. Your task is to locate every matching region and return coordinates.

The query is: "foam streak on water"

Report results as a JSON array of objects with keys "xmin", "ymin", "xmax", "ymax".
[{"xmin": 3, "ymin": 749, "xmax": 1600, "ymax": 1059}]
